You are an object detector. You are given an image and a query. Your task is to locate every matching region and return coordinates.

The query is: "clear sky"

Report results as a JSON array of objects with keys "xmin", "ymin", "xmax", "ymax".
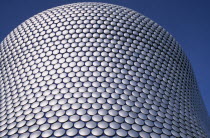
[{"xmin": 0, "ymin": 0, "xmax": 210, "ymax": 114}]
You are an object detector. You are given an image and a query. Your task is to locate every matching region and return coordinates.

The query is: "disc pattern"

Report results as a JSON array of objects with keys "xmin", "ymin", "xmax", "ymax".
[{"xmin": 0, "ymin": 2, "xmax": 209, "ymax": 138}]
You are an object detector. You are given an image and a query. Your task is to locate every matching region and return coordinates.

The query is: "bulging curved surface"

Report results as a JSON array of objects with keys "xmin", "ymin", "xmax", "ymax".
[{"xmin": 0, "ymin": 2, "xmax": 209, "ymax": 138}]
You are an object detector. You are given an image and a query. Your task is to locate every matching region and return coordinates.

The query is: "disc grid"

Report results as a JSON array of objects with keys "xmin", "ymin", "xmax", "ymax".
[{"xmin": 0, "ymin": 2, "xmax": 209, "ymax": 138}]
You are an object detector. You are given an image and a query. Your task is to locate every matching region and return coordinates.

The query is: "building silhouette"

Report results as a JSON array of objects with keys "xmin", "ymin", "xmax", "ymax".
[{"xmin": 0, "ymin": 2, "xmax": 209, "ymax": 138}]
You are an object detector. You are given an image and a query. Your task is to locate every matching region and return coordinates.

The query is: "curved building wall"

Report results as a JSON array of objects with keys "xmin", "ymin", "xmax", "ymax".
[{"xmin": 0, "ymin": 2, "xmax": 209, "ymax": 138}]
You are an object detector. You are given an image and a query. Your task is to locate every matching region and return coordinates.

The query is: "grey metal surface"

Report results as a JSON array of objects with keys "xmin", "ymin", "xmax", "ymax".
[{"xmin": 0, "ymin": 2, "xmax": 209, "ymax": 138}]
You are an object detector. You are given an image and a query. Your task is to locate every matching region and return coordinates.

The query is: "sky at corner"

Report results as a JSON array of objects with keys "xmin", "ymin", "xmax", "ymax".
[{"xmin": 0, "ymin": 0, "xmax": 210, "ymax": 115}]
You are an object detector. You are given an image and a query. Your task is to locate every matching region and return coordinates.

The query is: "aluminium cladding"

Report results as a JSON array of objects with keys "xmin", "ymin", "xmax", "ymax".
[{"xmin": 0, "ymin": 2, "xmax": 209, "ymax": 138}]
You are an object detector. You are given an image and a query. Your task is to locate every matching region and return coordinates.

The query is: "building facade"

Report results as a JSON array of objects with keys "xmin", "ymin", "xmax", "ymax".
[{"xmin": 0, "ymin": 2, "xmax": 209, "ymax": 138}]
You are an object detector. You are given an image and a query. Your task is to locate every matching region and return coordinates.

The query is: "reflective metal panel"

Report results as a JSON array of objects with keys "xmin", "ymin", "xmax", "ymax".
[{"xmin": 0, "ymin": 2, "xmax": 209, "ymax": 138}]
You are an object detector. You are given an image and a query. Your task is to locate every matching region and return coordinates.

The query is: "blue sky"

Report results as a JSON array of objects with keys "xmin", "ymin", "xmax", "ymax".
[{"xmin": 0, "ymin": 0, "xmax": 210, "ymax": 114}]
